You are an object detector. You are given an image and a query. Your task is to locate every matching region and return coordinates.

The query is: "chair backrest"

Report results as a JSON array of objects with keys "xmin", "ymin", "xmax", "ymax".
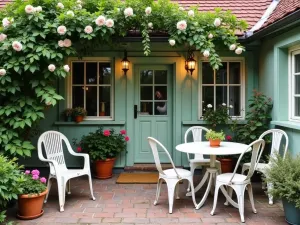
[
  {"xmin": 230, "ymin": 139, "xmax": 265, "ymax": 183},
  {"xmin": 259, "ymin": 129, "xmax": 289, "ymax": 161},
  {"xmin": 184, "ymin": 126, "xmax": 209, "ymax": 160},
  {"xmin": 147, "ymin": 137, "xmax": 180, "ymax": 178},
  {"xmin": 37, "ymin": 131, "xmax": 70, "ymax": 172}
]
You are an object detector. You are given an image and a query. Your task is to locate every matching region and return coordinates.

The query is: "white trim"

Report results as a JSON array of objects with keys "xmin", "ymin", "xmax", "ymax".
[
  {"xmin": 66, "ymin": 57, "xmax": 114, "ymax": 120},
  {"xmin": 198, "ymin": 57, "xmax": 245, "ymax": 120}
]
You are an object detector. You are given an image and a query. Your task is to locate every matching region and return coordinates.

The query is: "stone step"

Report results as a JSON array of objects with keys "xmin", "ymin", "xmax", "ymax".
[{"xmin": 124, "ymin": 163, "xmax": 182, "ymax": 171}]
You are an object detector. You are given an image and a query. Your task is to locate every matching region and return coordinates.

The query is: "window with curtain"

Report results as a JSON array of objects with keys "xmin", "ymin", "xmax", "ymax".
[{"xmin": 290, "ymin": 49, "xmax": 300, "ymax": 121}]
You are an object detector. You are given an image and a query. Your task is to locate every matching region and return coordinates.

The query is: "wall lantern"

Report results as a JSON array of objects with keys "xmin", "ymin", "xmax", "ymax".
[
  {"xmin": 121, "ymin": 50, "xmax": 130, "ymax": 75},
  {"xmin": 185, "ymin": 49, "xmax": 196, "ymax": 75}
]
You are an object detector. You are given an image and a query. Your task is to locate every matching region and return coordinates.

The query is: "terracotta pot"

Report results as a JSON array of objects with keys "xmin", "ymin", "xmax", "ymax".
[
  {"xmin": 75, "ymin": 115, "xmax": 84, "ymax": 123},
  {"xmin": 99, "ymin": 112, "xmax": 105, "ymax": 116},
  {"xmin": 209, "ymin": 139, "xmax": 221, "ymax": 147},
  {"xmin": 94, "ymin": 158, "xmax": 116, "ymax": 179},
  {"xmin": 17, "ymin": 189, "xmax": 48, "ymax": 220},
  {"xmin": 218, "ymin": 158, "xmax": 234, "ymax": 173}
]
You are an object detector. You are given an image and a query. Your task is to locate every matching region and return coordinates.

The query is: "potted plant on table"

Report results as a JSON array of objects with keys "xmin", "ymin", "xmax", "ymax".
[
  {"xmin": 61, "ymin": 108, "xmax": 73, "ymax": 122},
  {"xmin": 17, "ymin": 169, "xmax": 47, "ymax": 220},
  {"xmin": 205, "ymin": 129, "xmax": 225, "ymax": 147},
  {"xmin": 72, "ymin": 107, "xmax": 87, "ymax": 123},
  {"xmin": 264, "ymin": 153, "xmax": 300, "ymax": 225},
  {"xmin": 75, "ymin": 127, "xmax": 129, "ymax": 179}
]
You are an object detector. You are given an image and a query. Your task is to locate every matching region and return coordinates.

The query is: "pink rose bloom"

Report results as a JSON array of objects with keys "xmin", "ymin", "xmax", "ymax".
[
  {"xmin": 84, "ymin": 25, "xmax": 93, "ymax": 34},
  {"xmin": 32, "ymin": 175, "xmax": 39, "ymax": 180},
  {"xmin": 48, "ymin": 64, "xmax": 56, "ymax": 72},
  {"xmin": 125, "ymin": 136, "xmax": 130, "ymax": 142},
  {"xmin": 57, "ymin": 25, "xmax": 67, "ymax": 35},
  {"xmin": 63, "ymin": 65, "xmax": 70, "ymax": 72},
  {"xmin": 176, "ymin": 20, "xmax": 187, "ymax": 31},
  {"xmin": 105, "ymin": 19, "xmax": 114, "ymax": 28},
  {"xmin": 0, "ymin": 33, "xmax": 7, "ymax": 42},
  {"xmin": 124, "ymin": 7, "xmax": 133, "ymax": 17},
  {"xmin": 63, "ymin": 39, "xmax": 72, "ymax": 47},
  {"xmin": 12, "ymin": 41, "xmax": 23, "ymax": 52},
  {"xmin": 95, "ymin": 15, "xmax": 106, "ymax": 26},
  {"xmin": 120, "ymin": 130, "xmax": 126, "ymax": 135},
  {"xmin": 31, "ymin": 169, "xmax": 40, "ymax": 176},
  {"xmin": 77, "ymin": 146, "xmax": 82, "ymax": 152},
  {"xmin": 226, "ymin": 135, "xmax": 232, "ymax": 141},
  {"xmin": 103, "ymin": 130, "xmax": 111, "ymax": 136},
  {"xmin": 0, "ymin": 69, "xmax": 6, "ymax": 76},
  {"xmin": 25, "ymin": 5, "xmax": 36, "ymax": 14},
  {"xmin": 40, "ymin": 177, "xmax": 47, "ymax": 183},
  {"xmin": 58, "ymin": 40, "xmax": 64, "ymax": 47},
  {"xmin": 25, "ymin": 170, "xmax": 30, "ymax": 175}
]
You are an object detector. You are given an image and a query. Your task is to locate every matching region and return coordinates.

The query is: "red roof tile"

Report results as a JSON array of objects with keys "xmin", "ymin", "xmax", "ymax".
[
  {"xmin": 262, "ymin": 0, "xmax": 300, "ymax": 28},
  {"xmin": 0, "ymin": 0, "xmax": 13, "ymax": 8}
]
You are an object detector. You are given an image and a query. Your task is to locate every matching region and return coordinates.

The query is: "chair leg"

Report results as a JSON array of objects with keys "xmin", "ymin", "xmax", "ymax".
[
  {"xmin": 187, "ymin": 163, "xmax": 196, "ymax": 192},
  {"xmin": 247, "ymin": 184, "xmax": 257, "ymax": 213},
  {"xmin": 57, "ymin": 178, "xmax": 65, "ymax": 212},
  {"xmin": 187, "ymin": 177, "xmax": 197, "ymax": 207},
  {"xmin": 44, "ymin": 177, "xmax": 52, "ymax": 203},
  {"xmin": 67, "ymin": 180, "xmax": 71, "ymax": 194},
  {"xmin": 234, "ymin": 186, "xmax": 246, "ymax": 223},
  {"xmin": 88, "ymin": 173, "xmax": 96, "ymax": 200},
  {"xmin": 154, "ymin": 178, "xmax": 163, "ymax": 206},
  {"xmin": 175, "ymin": 182, "xmax": 180, "ymax": 200},
  {"xmin": 166, "ymin": 179, "xmax": 178, "ymax": 214},
  {"xmin": 267, "ymin": 182, "xmax": 274, "ymax": 205},
  {"xmin": 224, "ymin": 186, "xmax": 233, "ymax": 206},
  {"xmin": 210, "ymin": 182, "xmax": 221, "ymax": 216}
]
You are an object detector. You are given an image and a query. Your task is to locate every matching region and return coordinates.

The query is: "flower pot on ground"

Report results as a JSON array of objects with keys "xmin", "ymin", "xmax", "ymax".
[
  {"xmin": 264, "ymin": 153, "xmax": 300, "ymax": 224},
  {"xmin": 205, "ymin": 130, "xmax": 225, "ymax": 147},
  {"xmin": 72, "ymin": 107, "xmax": 87, "ymax": 123},
  {"xmin": 74, "ymin": 127, "xmax": 130, "ymax": 179},
  {"xmin": 61, "ymin": 108, "xmax": 73, "ymax": 122},
  {"xmin": 217, "ymin": 158, "xmax": 234, "ymax": 173},
  {"xmin": 17, "ymin": 169, "xmax": 47, "ymax": 220}
]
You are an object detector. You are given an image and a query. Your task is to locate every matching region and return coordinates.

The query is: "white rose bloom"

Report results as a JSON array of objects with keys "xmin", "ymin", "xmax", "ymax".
[
  {"xmin": 2, "ymin": 18, "xmax": 11, "ymax": 28},
  {"xmin": 188, "ymin": 10, "xmax": 194, "ymax": 17},
  {"xmin": 66, "ymin": 10, "xmax": 74, "ymax": 17},
  {"xmin": 105, "ymin": 19, "xmax": 114, "ymax": 28},
  {"xmin": 95, "ymin": 15, "xmax": 106, "ymax": 26},
  {"xmin": 176, "ymin": 20, "xmax": 187, "ymax": 31},
  {"xmin": 148, "ymin": 22, "xmax": 153, "ymax": 29},
  {"xmin": 229, "ymin": 44, "xmax": 237, "ymax": 51},
  {"xmin": 25, "ymin": 5, "xmax": 36, "ymax": 14},
  {"xmin": 145, "ymin": 7, "xmax": 152, "ymax": 15},
  {"xmin": 57, "ymin": 2, "xmax": 64, "ymax": 9},
  {"xmin": 0, "ymin": 33, "xmax": 7, "ymax": 42},
  {"xmin": 203, "ymin": 50, "xmax": 210, "ymax": 57},
  {"xmin": 207, "ymin": 104, "xmax": 213, "ymax": 108},
  {"xmin": 57, "ymin": 25, "xmax": 67, "ymax": 35},
  {"xmin": 0, "ymin": 69, "xmax": 6, "ymax": 76},
  {"xmin": 58, "ymin": 40, "xmax": 64, "ymax": 47},
  {"xmin": 208, "ymin": 33, "xmax": 213, "ymax": 39},
  {"xmin": 76, "ymin": 0, "xmax": 82, "ymax": 4},
  {"xmin": 63, "ymin": 39, "xmax": 72, "ymax": 47},
  {"xmin": 12, "ymin": 41, "xmax": 23, "ymax": 51},
  {"xmin": 124, "ymin": 7, "xmax": 133, "ymax": 17},
  {"xmin": 229, "ymin": 105, "xmax": 233, "ymax": 108},
  {"xmin": 222, "ymin": 103, "xmax": 226, "ymax": 106},
  {"xmin": 63, "ymin": 65, "xmax": 70, "ymax": 72},
  {"xmin": 48, "ymin": 64, "xmax": 56, "ymax": 72},
  {"xmin": 84, "ymin": 25, "xmax": 93, "ymax": 34},
  {"xmin": 45, "ymin": 102, "xmax": 52, "ymax": 106},
  {"xmin": 179, "ymin": 7, "xmax": 184, "ymax": 11},
  {"xmin": 214, "ymin": 18, "xmax": 221, "ymax": 27},
  {"xmin": 35, "ymin": 6, "xmax": 42, "ymax": 12},
  {"xmin": 169, "ymin": 39, "xmax": 175, "ymax": 46},
  {"xmin": 235, "ymin": 47, "xmax": 243, "ymax": 55},
  {"xmin": 76, "ymin": 4, "xmax": 82, "ymax": 9}
]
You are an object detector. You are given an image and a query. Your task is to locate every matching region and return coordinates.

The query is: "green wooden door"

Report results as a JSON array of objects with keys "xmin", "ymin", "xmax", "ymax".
[{"xmin": 134, "ymin": 65, "xmax": 173, "ymax": 163}]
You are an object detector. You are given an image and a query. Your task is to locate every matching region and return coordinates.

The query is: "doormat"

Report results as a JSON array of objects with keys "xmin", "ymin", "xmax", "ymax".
[{"xmin": 116, "ymin": 173, "xmax": 159, "ymax": 184}]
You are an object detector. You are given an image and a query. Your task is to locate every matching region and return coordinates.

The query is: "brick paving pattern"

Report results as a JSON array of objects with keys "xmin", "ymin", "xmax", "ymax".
[{"xmin": 6, "ymin": 174, "xmax": 286, "ymax": 225}]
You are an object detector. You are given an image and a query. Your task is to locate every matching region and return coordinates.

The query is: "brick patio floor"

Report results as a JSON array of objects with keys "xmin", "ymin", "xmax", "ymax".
[{"xmin": 6, "ymin": 173, "xmax": 286, "ymax": 225}]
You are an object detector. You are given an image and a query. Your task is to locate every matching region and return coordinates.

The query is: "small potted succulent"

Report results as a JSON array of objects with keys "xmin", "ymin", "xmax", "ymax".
[
  {"xmin": 61, "ymin": 108, "xmax": 73, "ymax": 122},
  {"xmin": 205, "ymin": 129, "xmax": 225, "ymax": 147},
  {"xmin": 72, "ymin": 107, "xmax": 87, "ymax": 123}
]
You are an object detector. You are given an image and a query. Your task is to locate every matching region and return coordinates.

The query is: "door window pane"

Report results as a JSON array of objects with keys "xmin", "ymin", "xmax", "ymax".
[
  {"xmin": 140, "ymin": 70, "xmax": 153, "ymax": 84},
  {"xmin": 295, "ymin": 97, "xmax": 300, "ymax": 117},
  {"xmin": 216, "ymin": 63, "xmax": 227, "ymax": 84},
  {"xmin": 155, "ymin": 70, "xmax": 167, "ymax": 84},
  {"xmin": 295, "ymin": 54, "xmax": 300, "ymax": 73},
  {"xmin": 202, "ymin": 62, "xmax": 213, "ymax": 84},
  {"xmin": 155, "ymin": 102, "xmax": 167, "ymax": 115},
  {"xmin": 154, "ymin": 86, "xmax": 167, "ymax": 100},
  {"xmin": 141, "ymin": 87, "xmax": 153, "ymax": 100},
  {"xmin": 140, "ymin": 102, "xmax": 153, "ymax": 115},
  {"xmin": 295, "ymin": 75, "xmax": 300, "ymax": 94}
]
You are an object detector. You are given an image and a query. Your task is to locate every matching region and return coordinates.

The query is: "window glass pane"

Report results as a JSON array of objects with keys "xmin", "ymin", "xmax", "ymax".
[
  {"xmin": 216, "ymin": 86, "xmax": 227, "ymax": 106},
  {"xmin": 229, "ymin": 62, "xmax": 241, "ymax": 84},
  {"xmin": 99, "ymin": 86, "xmax": 111, "ymax": 117},
  {"xmin": 141, "ymin": 86, "xmax": 153, "ymax": 100},
  {"xmin": 72, "ymin": 62, "xmax": 84, "ymax": 84},
  {"xmin": 155, "ymin": 86, "xmax": 167, "ymax": 100},
  {"xmin": 72, "ymin": 86, "xmax": 84, "ymax": 107},
  {"xmin": 86, "ymin": 86, "xmax": 97, "ymax": 116},
  {"xmin": 295, "ymin": 97, "xmax": 300, "ymax": 117},
  {"xmin": 202, "ymin": 86, "xmax": 214, "ymax": 111},
  {"xmin": 99, "ymin": 63, "xmax": 111, "ymax": 85},
  {"xmin": 295, "ymin": 75, "xmax": 300, "ymax": 94},
  {"xmin": 86, "ymin": 62, "xmax": 97, "ymax": 84},
  {"xmin": 140, "ymin": 102, "xmax": 153, "ymax": 115},
  {"xmin": 154, "ymin": 70, "xmax": 167, "ymax": 84},
  {"xmin": 202, "ymin": 62, "xmax": 213, "ymax": 84},
  {"xmin": 229, "ymin": 87, "xmax": 241, "ymax": 116},
  {"xmin": 295, "ymin": 54, "xmax": 300, "ymax": 73},
  {"xmin": 140, "ymin": 70, "xmax": 153, "ymax": 84},
  {"xmin": 155, "ymin": 102, "xmax": 167, "ymax": 115},
  {"xmin": 216, "ymin": 63, "xmax": 227, "ymax": 84}
]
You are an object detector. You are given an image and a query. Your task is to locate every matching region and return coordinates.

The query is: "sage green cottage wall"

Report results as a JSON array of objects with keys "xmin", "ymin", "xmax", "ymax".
[
  {"xmin": 258, "ymin": 25, "xmax": 300, "ymax": 155},
  {"xmin": 21, "ymin": 42, "xmax": 258, "ymax": 168}
]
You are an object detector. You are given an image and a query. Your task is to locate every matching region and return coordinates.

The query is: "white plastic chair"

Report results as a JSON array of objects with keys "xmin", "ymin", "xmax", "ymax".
[
  {"xmin": 37, "ymin": 131, "xmax": 95, "ymax": 212},
  {"xmin": 184, "ymin": 126, "xmax": 221, "ymax": 192},
  {"xmin": 211, "ymin": 139, "xmax": 265, "ymax": 223},
  {"xmin": 147, "ymin": 137, "xmax": 197, "ymax": 214},
  {"xmin": 241, "ymin": 129, "xmax": 288, "ymax": 204}
]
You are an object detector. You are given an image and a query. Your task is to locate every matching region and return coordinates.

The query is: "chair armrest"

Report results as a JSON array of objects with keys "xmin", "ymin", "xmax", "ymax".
[{"xmin": 69, "ymin": 151, "xmax": 91, "ymax": 170}]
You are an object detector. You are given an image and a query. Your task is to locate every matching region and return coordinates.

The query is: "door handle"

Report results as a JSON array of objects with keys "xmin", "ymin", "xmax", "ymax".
[{"xmin": 134, "ymin": 105, "xmax": 137, "ymax": 119}]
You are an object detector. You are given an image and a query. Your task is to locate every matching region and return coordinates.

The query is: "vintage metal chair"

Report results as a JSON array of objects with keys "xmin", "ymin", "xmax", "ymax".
[
  {"xmin": 241, "ymin": 129, "xmax": 289, "ymax": 204},
  {"xmin": 210, "ymin": 139, "xmax": 265, "ymax": 223},
  {"xmin": 37, "ymin": 131, "xmax": 95, "ymax": 212},
  {"xmin": 147, "ymin": 137, "xmax": 197, "ymax": 213},
  {"xmin": 184, "ymin": 126, "xmax": 221, "ymax": 191}
]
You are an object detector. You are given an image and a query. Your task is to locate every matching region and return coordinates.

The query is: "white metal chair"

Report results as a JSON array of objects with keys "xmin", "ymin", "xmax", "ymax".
[
  {"xmin": 37, "ymin": 131, "xmax": 95, "ymax": 212},
  {"xmin": 147, "ymin": 137, "xmax": 197, "ymax": 213},
  {"xmin": 211, "ymin": 139, "xmax": 265, "ymax": 223},
  {"xmin": 241, "ymin": 129, "xmax": 289, "ymax": 204},
  {"xmin": 184, "ymin": 126, "xmax": 221, "ymax": 192}
]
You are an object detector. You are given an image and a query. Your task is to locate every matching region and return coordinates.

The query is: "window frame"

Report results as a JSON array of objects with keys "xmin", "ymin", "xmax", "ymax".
[
  {"xmin": 66, "ymin": 57, "xmax": 114, "ymax": 120},
  {"xmin": 289, "ymin": 46, "xmax": 300, "ymax": 122},
  {"xmin": 198, "ymin": 57, "xmax": 245, "ymax": 120}
]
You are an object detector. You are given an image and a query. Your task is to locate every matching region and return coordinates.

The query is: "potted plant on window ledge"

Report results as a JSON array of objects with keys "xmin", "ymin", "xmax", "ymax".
[{"xmin": 72, "ymin": 107, "xmax": 87, "ymax": 123}]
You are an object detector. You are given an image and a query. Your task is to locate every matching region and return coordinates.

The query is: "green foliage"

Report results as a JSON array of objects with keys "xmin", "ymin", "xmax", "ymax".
[
  {"xmin": 205, "ymin": 129, "xmax": 225, "ymax": 141},
  {"xmin": 75, "ymin": 127, "xmax": 129, "ymax": 160},
  {"xmin": 72, "ymin": 107, "xmax": 87, "ymax": 117},
  {"xmin": 18, "ymin": 169, "xmax": 47, "ymax": 195},
  {"xmin": 264, "ymin": 153, "xmax": 300, "ymax": 209},
  {"xmin": 201, "ymin": 103, "xmax": 232, "ymax": 127},
  {"xmin": 61, "ymin": 108, "xmax": 73, "ymax": 117},
  {"xmin": 0, "ymin": 155, "xmax": 23, "ymax": 223}
]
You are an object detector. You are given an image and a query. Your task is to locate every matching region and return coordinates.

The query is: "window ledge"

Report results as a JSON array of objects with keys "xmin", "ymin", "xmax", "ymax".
[
  {"xmin": 54, "ymin": 121, "xmax": 126, "ymax": 126},
  {"xmin": 182, "ymin": 120, "xmax": 247, "ymax": 125},
  {"xmin": 271, "ymin": 120, "xmax": 300, "ymax": 130}
]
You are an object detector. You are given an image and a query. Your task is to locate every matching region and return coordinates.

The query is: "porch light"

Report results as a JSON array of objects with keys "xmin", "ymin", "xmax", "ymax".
[
  {"xmin": 185, "ymin": 49, "xmax": 196, "ymax": 75},
  {"xmin": 121, "ymin": 50, "xmax": 130, "ymax": 75}
]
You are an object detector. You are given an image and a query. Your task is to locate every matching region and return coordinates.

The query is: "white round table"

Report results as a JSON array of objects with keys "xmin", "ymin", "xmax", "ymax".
[{"xmin": 176, "ymin": 141, "xmax": 250, "ymax": 209}]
